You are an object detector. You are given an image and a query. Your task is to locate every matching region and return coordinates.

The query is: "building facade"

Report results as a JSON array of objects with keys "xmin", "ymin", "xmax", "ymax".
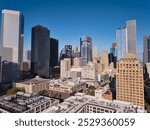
[
  {"xmin": 116, "ymin": 20, "xmax": 136, "ymax": 60},
  {"xmin": 143, "ymin": 36, "xmax": 150, "ymax": 64},
  {"xmin": 81, "ymin": 62, "xmax": 96, "ymax": 80},
  {"xmin": 116, "ymin": 53, "xmax": 144, "ymax": 109},
  {"xmin": 80, "ymin": 36, "xmax": 92, "ymax": 63},
  {"xmin": 126, "ymin": 20, "xmax": 136, "ymax": 54},
  {"xmin": 50, "ymin": 38, "xmax": 58, "ymax": 68},
  {"xmin": 101, "ymin": 50, "xmax": 109, "ymax": 68},
  {"xmin": 0, "ymin": 9, "xmax": 24, "ymax": 83},
  {"xmin": 31, "ymin": 25, "xmax": 50, "ymax": 78},
  {"xmin": 60, "ymin": 58, "xmax": 71, "ymax": 79}
]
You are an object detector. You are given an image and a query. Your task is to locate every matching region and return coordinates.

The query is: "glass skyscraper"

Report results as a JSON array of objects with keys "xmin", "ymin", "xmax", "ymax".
[
  {"xmin": 0, "ymin": 9, "xmax": 24, "ymax": 83},
  {"xmin": 80, "ymin": 36, "xmax": 92, "ymax": 63},
  {"xmin": 50, "ymin": 38, "xmax": 58, "ymax": 68},
  {"xmin": 116, "ymin": 20, "xmax": 136, "ymax": 60},
  {"xmin": 31, "ymin": 25, "xmax": 50, "ymax": 78}
]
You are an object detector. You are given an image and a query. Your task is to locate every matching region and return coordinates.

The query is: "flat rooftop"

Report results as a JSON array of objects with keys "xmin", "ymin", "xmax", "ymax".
[
  {"xmin": 46, "ymin": 93, "xmax": 146, "ymax": 113},
  {"xmin": 0, "ymin": 92, "xmax": 58, "ymax": 113},
  {"xmin": 15, "ymin": 77, "xmax": 50, "ymax": 85}
]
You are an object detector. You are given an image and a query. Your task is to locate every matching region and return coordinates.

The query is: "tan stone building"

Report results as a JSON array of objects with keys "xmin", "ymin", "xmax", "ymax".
[
  {"xmin": 101, "ymin": 50, "xmax": 109, "ymax": 68},
  {"xmin": 116, "ymin": 53, "xmax": 144, "ymax": 109},
  {"xmin": 60, "ymin": 58, "xmax": 71, "ymax": 79},
  {"xmin": 73, "ymin": 57, "xmax": 80, "ymax": 68}
]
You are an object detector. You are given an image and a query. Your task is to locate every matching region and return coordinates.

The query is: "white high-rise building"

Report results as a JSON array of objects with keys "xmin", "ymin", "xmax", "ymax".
[
  {"xmin": 0, "ymin": 9, "xmax": 24, "ymax": 83},
  {"xmin": 60, "ymin": 58, "xmax": 71, "ymax": 79},
  {"xmin": 126, "ymin": 20, "xmax": 136, "ymax": 54}
]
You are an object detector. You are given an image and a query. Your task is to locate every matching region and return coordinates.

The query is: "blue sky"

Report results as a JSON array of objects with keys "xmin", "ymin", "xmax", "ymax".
[{"xmin": 0, "ymin": 0, "xmax": 150, "ymax": 54}]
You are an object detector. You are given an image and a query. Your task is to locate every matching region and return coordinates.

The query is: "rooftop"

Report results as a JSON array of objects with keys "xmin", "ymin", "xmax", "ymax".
[
  {"xmin": 0, "ymin": 92, "xmax": 58, "ymax": 113},
  {"xmin": 46, "ymin": 93, "xmax": 146, "ymax": 113}
]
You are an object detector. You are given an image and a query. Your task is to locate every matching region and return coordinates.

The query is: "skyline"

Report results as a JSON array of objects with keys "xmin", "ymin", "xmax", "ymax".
[{"xmin": 0, "ymin": 0, "xmax": 150, "ymax": 54}]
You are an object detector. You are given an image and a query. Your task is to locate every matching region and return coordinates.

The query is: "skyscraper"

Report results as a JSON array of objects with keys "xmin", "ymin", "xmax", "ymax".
[
  {"xmin": 126, "ymin": 20, "xmax": 136, "ymax": 54},
  {"xmin": 116, "ymin": 53, "xmax": 144, "ymax": 108},
  {"xmin": 92, "ymin": 44, "xmax": 98, "ymax": 61},
  {"xmin": 143, "ymin": 35, "xmax": 150, "ymax": 64},
  {"xmin": 80, "ymin": 36, "xmax": 92, "ymax": 63},
  {"xmin": 110, "ymin": 42, "xmax": 117, "ymax": 57},
  {"xmin": 0, "ymin": 9, "xmax": 24, "ymax": 83},
  {"xmin": 116, "ymin": 20, "xmax": 136, "ymax": 60},
  {"xmin": 101, "ymin": 50, "xmax": 109, "ymax": 68},
  {"xmin": 116, "ymin": 27, "xmax": 126, "ymax": 60},
  {"xmin": 73, "ymin": 46, "xmax": 79, "ymax": 58},
  {"xmin": 110, "ymin": 42, "xmax": 117, "ymax": 68},
  {"xmin": 50, "ymin": 38, "xmax": 58, "ymax": 68},
  {"xmin": 60, "ymin": 45, "xmax": 73, "ymax": 64},
  {"xmin": 31, "ymin": 25, "xmax": 50, "ymax": 78}
]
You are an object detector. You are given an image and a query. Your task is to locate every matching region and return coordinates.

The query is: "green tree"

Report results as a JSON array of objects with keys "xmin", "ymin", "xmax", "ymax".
[
  {"xmin": 6, "ymin": 88, "xmax": 25, "ymax": 96},
  {"xmin": 145, "ymin": 102, "xmax": 150, "ymax": 113},
  {"xmin": 38, "ymin": 90, "xmax": 49, "ymax": 97}
]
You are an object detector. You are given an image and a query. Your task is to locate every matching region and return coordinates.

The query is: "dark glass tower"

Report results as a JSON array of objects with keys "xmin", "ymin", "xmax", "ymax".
[
  {"xmin": 80, "ymin": 36, "xmax": 92, "ymax": 63},
  {"xmin": 50, "ymin": 38, "xmax": 58, "ymax": 67},
  {"xmin": 31, "ymin": 25, "xmax": 50, "ymax": 78}
]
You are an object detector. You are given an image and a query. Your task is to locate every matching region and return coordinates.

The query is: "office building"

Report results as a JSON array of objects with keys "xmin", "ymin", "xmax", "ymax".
[
  {"xmin": 48, "ymin": 79, "xmax": 86, "ymax": 100},
  {"xmin": 81, "ymin": 62, "xmax": 96, "ymax": 80},
  {"xmin": 145, "ymin": 63, "xmax": 150, "ymax": 78},
  {"xmin": 0, "ymin": 92, "xmax": 59, "ymax": 113},
  {"xmin": 80, "ymin": 36, "xmax": 92, "ymax": 63},
  {"xmin": 72, "ymin": 46, "xmax": 79, "ymax": 58},
  {"xmin": 126, "ymin": 20, "xmax": 136, "ymax": 54},
  {"xmin": 73, "ymin": 57, "xmax": 80, "ymax": 68},
  {"xmin": 116, "ymin": 20, "xmax": 136, "ymax": 60},
  {"xmin": 50, "ymin": 38, "xmax": 58, "ymax": 67},
  {"xmin": 0, "ymin": 9, "xmax": 24, "ymax": 83},
  {"xmin": 92, "ymin": 44, "xmax": 98, "ymax": 61},
  {"xmin": 116, "ymin": 28, "xmax": 126, "ymax": 60},
  {"xmin": 47, "ymin": 93, "xmax": 146, "ymax": 113},
  {"xmin": 60, "ymin": 58, "xmax": 71, "ymax": 79},
  {"xmin": 101, "ymin": 50, "xmax": 109, "ymax": 68},
  {"xmin": 143, "ymin": 36, "xmax": 150, "ymax": 64},
  {"xmin": 110, "ymin": 42, "xmax": 117, "ymax": 56},
  {"xmin": 116, "ymin": 53, "xmax": 144, "ymax": 109},
  {"xmin": 60, "ymin": 45, "xmax": 73, "ymax": 64},
  {"xmin": 31, "ymin": 25, "xmax": 50, "ymax": 78}
]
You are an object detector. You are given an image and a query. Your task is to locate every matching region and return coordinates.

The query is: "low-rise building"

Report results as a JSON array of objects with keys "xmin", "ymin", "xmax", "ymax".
[
  {"xmin": 46, "ymin": 93, "xmax": 146, "ymax": 113},
  {"xmin": 13, "ymin": 76, "xmax": 49, "ymax": 93},
  {"xmin": 48, "ymin": 79, "xmax": 86, "ymax": 99},
  {"xmin": 0, "ymin": 92, "xmax": 59, "ymax": 113}
]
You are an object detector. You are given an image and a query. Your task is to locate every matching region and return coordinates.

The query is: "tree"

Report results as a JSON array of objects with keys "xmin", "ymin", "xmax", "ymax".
[
  {"xmin": 145, "ymin": 102, "xmax": 150, "ymax": 113},
  {"xmin": 38, "ymin": 90, "xmax": 49, "ymax": 97},
  {"xmin": 6, "ymin": 88, "xmax": 25, "ymax": 96}
]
